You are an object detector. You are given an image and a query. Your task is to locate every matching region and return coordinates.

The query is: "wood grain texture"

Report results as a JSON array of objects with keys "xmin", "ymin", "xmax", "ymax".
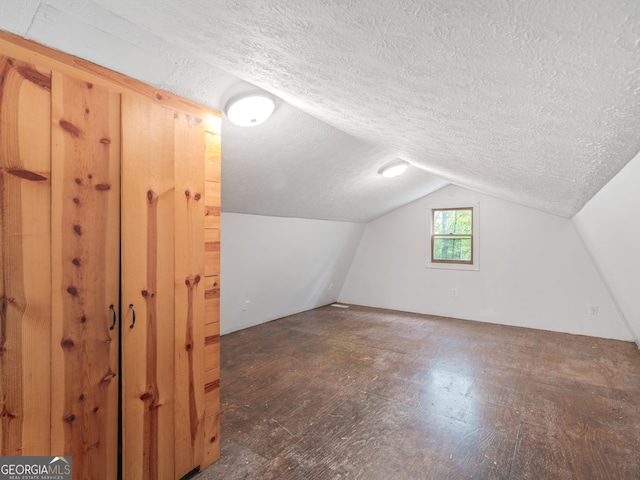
[
  {"xmin": 173, "ymin": 112, "xmax": 206, "ymax": 478},
  {"xmin": 50, "ymin": 73, "xmax": 121, "ymax": 480},
  {"xmin": 204, "ymin": 132, "xmax": 221, "ymax": 183},
  {"xmin": 204, "ymin": 182, "xmax": 220, "ymax": 230},
  {"xmin": 204, "ymin": 276, "xmax": 220, "ymax": 325},
  {"xmin": 121, "ymin": 94, "xmax": 176, "ymax": 480},
  {"xmin": 203, "ymin": 368, "xmax": 220, "ymax": 419},
  {"xmin": 0, "ymin": 55, "xmax": 51, "ymax": 456},
  {"xmin": 202, "ymin": 126, "xmax": 221, "ymax": 469},
  {"xmin": 204, "ymin": 323, "xmax": 220, "ymax": 343},
  {"xmin": 195, "ymin": 305, "xmax": 640, "ymax": 480},
  {"xmin": 204, "ymin": 229, "xmax": 220, "ymax": 278},
  {"xmin": 202, "ymin": 413, "xmax": 220, "ymax": 468},
  {"xmin": 204, "ymin": 337, "xmax": 220, "ymax": 374},
  {"xmin": 203, "ymin": 322, "xmax": 220, "ymax": 466},
  {"xmin": 205, "ymin": 323, "xmax": 220, "ymax": 341}
]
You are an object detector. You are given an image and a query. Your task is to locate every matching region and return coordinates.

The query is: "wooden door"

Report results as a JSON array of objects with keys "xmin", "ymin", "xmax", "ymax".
[
  {"xmin": 0, "ymin": 55, "xmax": 52, "ymax": 457},
  {"xmin": 121, "ymin": 94, "xmax": 206, "ymax": 479},
  {"xmin": 50, "ymin": 73, "xmax": 121, "ymax": 479},
  {"xmin": 173, "ymin": 112, "xmax": 206, "ymax": 478},
  {"xmin": 121, "ymin": 94, "xmax": 176, "ymax": 480}
]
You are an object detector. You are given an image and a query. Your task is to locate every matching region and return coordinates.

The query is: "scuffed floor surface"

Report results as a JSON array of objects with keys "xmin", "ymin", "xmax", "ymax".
[{"xmin": 194, "ymin": 305, "xmax": 640, "ymax": 479}]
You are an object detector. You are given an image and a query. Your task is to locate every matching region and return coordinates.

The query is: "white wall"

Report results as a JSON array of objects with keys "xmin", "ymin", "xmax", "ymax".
[
  {"xmin": 220, "ymin": 213, "xmax": 365, "ymax": 334},
  {"xmin": 339, "ymin": 185, "xmax": 633, "ymax": 340},
  {"xmin": 573, "ymin": 150, "xmax": 640, "ymax": 345}
]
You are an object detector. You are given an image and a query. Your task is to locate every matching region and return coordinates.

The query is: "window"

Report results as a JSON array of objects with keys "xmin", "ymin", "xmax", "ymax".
[{"xmin": 431, "ymin": 207, "xmax": 473, "ymax": 264}]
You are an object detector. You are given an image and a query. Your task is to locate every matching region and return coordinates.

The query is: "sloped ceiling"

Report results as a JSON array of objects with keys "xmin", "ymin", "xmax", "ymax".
[{"xmin": 2, "ymin": 0, "xmax": 640, "ymax": 221}]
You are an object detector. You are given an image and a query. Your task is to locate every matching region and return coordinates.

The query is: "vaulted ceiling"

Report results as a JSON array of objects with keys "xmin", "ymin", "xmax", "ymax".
[{"xmin": 3, "ymin": 0, "xmax": 639, "ymax": 222}]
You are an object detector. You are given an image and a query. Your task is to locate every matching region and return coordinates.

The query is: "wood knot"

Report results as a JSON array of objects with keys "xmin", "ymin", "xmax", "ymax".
[
  {"xmin": 95, "ymin": 184, "xmax": 110, "ymax": 191},
  {"xmin": 1, "ymin": 407, "xmax": 17, "ymax": 420},
  {"xmin": 100, "ymin": 138, "xmax": 111, "ymax": 144},
  {"xmin": 194, "ymin": 275, "xmax": 201, "ymax": 284},
  {"xmin": 60, "ymin": 120, "xmax": 81, "ymax": 137},
  {"xmin": 86, "ymin": 82, "xmax": 93, "ymax": 89},
  {"xmin": 72, "ymin": 258, "xmax": 81, "ymax": 266},
  {"xmin": 185, "ymin": 343, "xmax": 192, "ymax": 351},
  {"xmin": 210, "ymin": 436, "xmax": 217, "ymax": 443},
  {"xmin": 73, "ymin": 225, "xmax": 82, "ymax": 235},
  {"xmin": 73, "ymin": 197, "xmax": 80, "ymax": 205},
  {"xmin": 194, "ymin": 193, "xmax": 202, "ymax": 201},
  {"xmin": 85, "ymin": 108, "xmax": 90, "ymax": 114},
  {"xmin": 141, "ymin": 290, "xmax": 149, "ymax": 297},
  {"xmin": 7, "ymin": 169, "xmax": 48, "ymax": 182},
  {"xmin": 67, "ymin": 286, "xmax": 78, "ymax": 296},
  {"xmin": 156, "ymin": 93, "xmax": 163, "ymax": 100},
  {"xmin": 87, "ymin": 174, "xmax": 93, "ymax": 179},
  {"xmin": 61, "ymin": 338, "xmax": 75, "ymax": 349},
  {"xmin": 75, "ymin": 178, "xmax": 83, "ymax": 185},
  {"xmin": 140, "ymin": 392, "xmax": 152, "ymax": 401},
  {"xmin": 15, "ymin": 65, "xmax": 51, "ymax": 90},
  {"xmin": 64, "ymin": 413, "xmax": 76, "ymax": 423},
  {"xmin": 79, "ymin": 394, "xmax": 85, "ymax": 401},
  {"xmin": 101, "ymin": 371, "xmax": 116, "ymax": 383},
  {"xmin": 185, "ymin": 279, "xmax": 190, "ymax": 286},
  {"xmin": 92, "ymin": 406, "xmax": 99, "ymax": 413},
  {"xmin": 80, "ymin": 315, "xmax": 87, "ymax": 324},
  {"xmin": 185, "ymin": 190, "xmax": 191, "ymax": 198},
  {"xmin": 147, "ymin": 190, "xmax": 154, "ymax": 202}
]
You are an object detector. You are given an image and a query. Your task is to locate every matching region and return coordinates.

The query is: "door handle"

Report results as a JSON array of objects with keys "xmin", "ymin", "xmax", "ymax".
[
  {"xmin": 109, "ymin": 304, "xmax": 117, "ymax": 330},
  {"xmin": 129, "ymin": 304, "xmax": 136, "ymax": 329}
]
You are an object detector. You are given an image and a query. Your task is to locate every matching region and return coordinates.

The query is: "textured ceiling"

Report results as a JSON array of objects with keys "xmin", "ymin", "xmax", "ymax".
[{"xmin": 2, "ymin": 0, "xmax": 640, "ymax": 221}]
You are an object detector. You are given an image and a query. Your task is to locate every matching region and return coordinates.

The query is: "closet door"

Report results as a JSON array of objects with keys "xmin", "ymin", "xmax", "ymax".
[
  {"xmin": 50, "ymin": 73, "xmax": 121, "ymax": 480},
  {"xmin": 121, "ymin": 94, "xmax": 206, "ymax": 479},
  {"xmin": 0, "ymin": 55, "xmax": 52, "ymax": 457},
  {"xmin": 173, "ymin": 110, "xmax": 206, "ymax": 478}
]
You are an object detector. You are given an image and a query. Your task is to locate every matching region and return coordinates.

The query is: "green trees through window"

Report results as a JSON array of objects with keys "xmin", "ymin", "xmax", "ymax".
[{"xmin": 431, "ymin": 208, "xmax": 473, "ymax": 264}]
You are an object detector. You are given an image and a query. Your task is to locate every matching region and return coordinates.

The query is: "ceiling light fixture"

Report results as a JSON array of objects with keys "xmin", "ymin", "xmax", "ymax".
[
  {"xmin": 379, "ymin": 160, "xmax": 409, "ymax": 178},
  {"xmin": 224, "ymin": 92, "xmax": 275, "ymax": 127}
]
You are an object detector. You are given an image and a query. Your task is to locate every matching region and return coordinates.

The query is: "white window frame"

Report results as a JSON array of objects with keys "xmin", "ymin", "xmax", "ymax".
[{"xmin": 426, "ymin": 202, "xmax": 480, "ymax": 271}]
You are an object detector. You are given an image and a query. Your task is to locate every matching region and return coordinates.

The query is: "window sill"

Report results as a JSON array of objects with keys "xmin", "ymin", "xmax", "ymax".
[{"xmin": 426, "ymin": 261, "xmax": 479, "ymax": 271}]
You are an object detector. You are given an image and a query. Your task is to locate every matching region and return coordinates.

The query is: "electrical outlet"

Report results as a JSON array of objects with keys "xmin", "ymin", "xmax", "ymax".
[
  {"xmin": 589, "ymin": 305, "xmax": 598, "ymax": 316},
  {"xmin": 242, "ymin": 300, "xmax": 250, "ymax": 311},
  {"xmin": 451, "ymin": 288, "xmax": 458, "ymax": 298}
]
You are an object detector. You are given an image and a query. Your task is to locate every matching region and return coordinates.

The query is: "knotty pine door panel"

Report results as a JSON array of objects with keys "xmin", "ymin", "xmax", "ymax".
[
  {"xmin": 121, "ymin": 94, "xmax": 207, "ymax": 480},
  {"xmin": 173, "ymin": 112, "xmax": 206, "ymax": 479},
  {"xmin": 0, "ymin": 55, "xmax": 52, "ymax": 457},
  {"xmin": 50, "ymin": 72, "xmax": 121, "ymax": 480},
  {"xmin": 121, "ymin": 95, "xmax": 176, "ymax": 480}
]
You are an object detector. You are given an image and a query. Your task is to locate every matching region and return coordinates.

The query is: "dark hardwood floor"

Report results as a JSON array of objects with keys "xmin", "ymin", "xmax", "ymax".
[{"xmin": 195, "ymin": 305, "xmax": 640, "ymax": 479}]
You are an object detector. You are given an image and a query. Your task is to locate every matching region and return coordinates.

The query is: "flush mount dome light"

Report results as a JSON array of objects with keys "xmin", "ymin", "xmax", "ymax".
[
  {"xmin": 224, "ymin": 92, "xmax": 275, "ymax": 127},
  {"xmin": 379, "ymin": 160, "xmax": 409, "ymax": 178}
]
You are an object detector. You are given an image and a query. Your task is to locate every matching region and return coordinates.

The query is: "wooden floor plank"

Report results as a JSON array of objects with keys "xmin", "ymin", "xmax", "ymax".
[{"xmin": 194, "ymin": 305, "xmax": 640, "ymax": 480}]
